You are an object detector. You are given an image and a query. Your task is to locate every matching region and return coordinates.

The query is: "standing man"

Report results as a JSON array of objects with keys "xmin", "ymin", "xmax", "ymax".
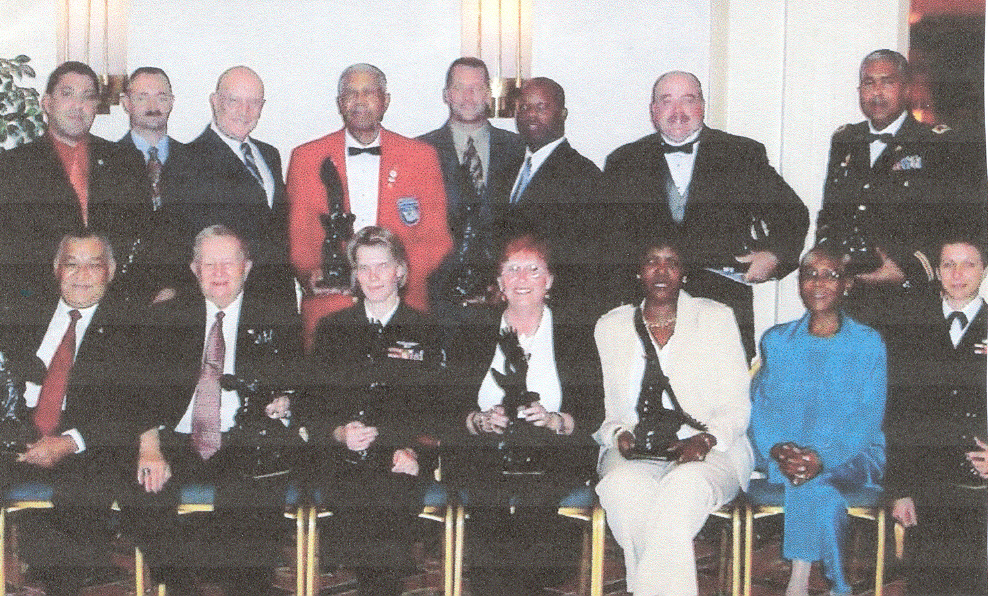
[
  {"xmin": 0, "ymin": 61, "xmax": 152, "ymax": 303},
  {"xmin": 886, "ymin": 233, "xmax": 988, "ymax": 595},
  {"xmin": 286, "ymin": 63, "xmax": 452, "ymax": 343},
  {"xmin": 604, "ymin": 71, "xmax": 808, "ymax": 359},
  {"xmin": 128, "ymin": 225, "xmax": 301, "ymax": 596},
  {"xmin": 118, "ymin": 66, "xmax": 185, "ymax": 302},
  {"xmin": 491, "ymin": 77, "xmax": 603, "ymax": 319},
  {"xmin": 0, "ymin": 232, "xmax": 138, "ymax": 596},
  {"xmin": 162, "ymin": 66, "xmax": 294, "ymax": 309},
  {"xmin": 418, "ymin": 57, "xmax": 525, "ymax": 259},
  {"xmin": 817, "ymin": 49, "xmax": 982, "ymax": 331}
]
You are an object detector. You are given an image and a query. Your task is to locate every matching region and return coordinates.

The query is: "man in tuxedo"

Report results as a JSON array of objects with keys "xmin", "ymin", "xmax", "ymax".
[
  {"xmin": 817, "ymin": 50, "xmax": 984, "ymax": 331},
  {"xmin": 117, "ymin": 66, "xmax": 185, "ymax": 302},
  {"xmin": 286, "ymin": 63, "xmax": 452, "ymax": 344},
  {"xmin": 492, "ymin": 77, "xmax": 603, "ymax": 319},
  {"xmin": 0, "ymin": 232, "xmax": 137, "ymax": 596},
  {"xmin": 129, "ymin": 224, "xmax": 302, "ymax": 596},
  {"xmin": 886, "ymin": 233, "xmax": 988, "ymax": 595},
  {"xmin": 603, "ymin": 71, "xmax": 808, "ymax": 359},
  {"xmin": 160, "ymin": 66, "xmax": 294, "ymax": 310},
  {"xmin": 0, "ymin": 61, "xmax": 152, "ymax": 303}
]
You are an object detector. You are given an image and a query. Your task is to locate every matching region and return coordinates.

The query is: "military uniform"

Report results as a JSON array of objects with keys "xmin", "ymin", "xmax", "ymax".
[{"xmin": 816, "ymin": 115, "xmax": 977, "ymax": 329}]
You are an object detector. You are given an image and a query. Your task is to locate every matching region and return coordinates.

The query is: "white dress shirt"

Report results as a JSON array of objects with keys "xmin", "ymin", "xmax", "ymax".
[
  {"xmin": 662, "ymin": 129, "xmax": 702, "ymax": 197},
  {"xmin": 868, "ymin": 110, "xmax": 907, "ymax": 166},
  {"xmin": 176, "ymin": 293, "xmax": 245, "ymax": 434},
  {"xmin": 477, "ymin": 307, "xmax": 563, "ymax": 413},
  {"xmin": 344, "ymin": 130, "xmax": 382, "ymax": 232},
  {"xmin": 211, "ymin": 122, "xmax": 276, "ymax": 208},
  {"xmin": 25, "ymin": 300, "xmax": 99, "ymax": 452},
  {"xmin": 508, "ymin": 136, "xmax": 567, "ymax": 200}
]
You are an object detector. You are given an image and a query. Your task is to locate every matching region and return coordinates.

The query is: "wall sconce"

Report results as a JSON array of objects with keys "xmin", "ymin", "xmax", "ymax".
[
  {"xmin": 56, "ymin": 0, "xmax": 129, "ymax": 114},
  {"xmin": 461, "ymin": 0, "xmax": 532, "ymax": 117}
]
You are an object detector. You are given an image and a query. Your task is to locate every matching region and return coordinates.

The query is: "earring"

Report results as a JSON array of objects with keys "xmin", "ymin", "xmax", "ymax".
[
  {"xmin": 682, "ymin": 274, "xmax": 688, "ymax": 284},
  {"xmin": 635, "ymin": 274, "xmax": 641, "ymax": 280}
]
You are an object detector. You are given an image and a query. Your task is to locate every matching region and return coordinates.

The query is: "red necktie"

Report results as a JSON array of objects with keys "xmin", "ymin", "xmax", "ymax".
[
  {"xmin": 191, "ymin": 311, "xmax": 224, "ymax": 459},
  {"xmin": 33, "ymin": 309, "xmax": 81, "ymax": 437}
]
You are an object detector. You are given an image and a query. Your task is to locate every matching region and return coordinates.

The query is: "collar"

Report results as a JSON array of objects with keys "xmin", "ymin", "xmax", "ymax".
[
  {"xmin": 345, "ymin": 129, "xmax": 382, "ymax": 150},
  {"xmin": 660, "ymin": 127, "xmax": 702, "ymax": 148},
  {"xmin": 211, "ymin": 121, "xmax": 255, "ymax": 157},
  {"xmin": 524, "ymin": 136, "xmax": 566, "ymax": 171},
  {"xmin": 869, "ymin": 110, "xmax": 907, "ymax": 136},
  {"xmin": 205, "ymin": 291, "xmax": 244, "ymax": 325},
  {"xmin": 130, "ymin": 131, "xmax": 170, "ymax": 163},
  {"xmin": 55, "ymin": 299, "xmax": 98, "ymax": 324},
  {"xmin": 50, "ymin": 133, "xmax": 89, "ymax": 156},
  {"xmin": 941, "ymin": 296, "xmax": 982, "ymax": 322},
  {"xmin": 364, "ymin": 299, "xmax": 399, "ymax": 326}
]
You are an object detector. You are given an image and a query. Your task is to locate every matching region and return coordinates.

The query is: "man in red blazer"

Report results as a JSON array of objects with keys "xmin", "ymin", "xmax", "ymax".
[{"xmin": 286, "ymin": 63, "xmax": 452, "ymax": 344}]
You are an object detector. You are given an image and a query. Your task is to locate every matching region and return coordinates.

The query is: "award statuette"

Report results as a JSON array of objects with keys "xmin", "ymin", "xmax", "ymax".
[
  {"xmin": 220, "ymin": 374, "xmax": 299, "ymax": 479},
  {"xmin": 490, "ymin": 330, "xmax": 550, "ymax": 474},
  {"xmin": 816, "ymin": 203, "xmax": 881, "ymax": 276},
  {"xmin": 0, "ymin": 352, "xmax": 37, "ymax": 459},
  {"xmin": 444, "ymin": 169, "xmax": 494, "ymax": 303},
  {"xmin": 316, "ymin": 157, "xmax": 356, "ymax": 290}
]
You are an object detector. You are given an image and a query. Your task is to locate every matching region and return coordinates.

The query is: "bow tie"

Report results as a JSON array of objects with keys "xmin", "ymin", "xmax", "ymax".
[
  {"xmin": 865, "ymin": 133, "xmax": 895, "ymax": 144},
  {"xmin": 947, "ymin": 311, "xmax": 969, "ymax": 329},
  {"xmin": 348, "ymin": 146, "xmax": 381, "ymax": 156},
  {"xmin": 662, "ymin": 141, "xmax": 695, "ymax": 154}
]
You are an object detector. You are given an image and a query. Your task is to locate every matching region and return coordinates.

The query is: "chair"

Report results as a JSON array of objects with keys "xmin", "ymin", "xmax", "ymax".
[
  {"xmin": 0, "ymin": 480, "xmax": 54, "ymax": 594},
  {"xmin": 742, "ymin": 478, "xmax": 903, "ymax": 596},
  {"xmin": 134, "ymin": 481, "xmax": 306, "ymax": 596}
]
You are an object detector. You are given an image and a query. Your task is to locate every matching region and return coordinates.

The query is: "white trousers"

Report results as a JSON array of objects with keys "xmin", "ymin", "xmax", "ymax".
[{"xmin": 596, "ymin": 448, "xmax": 741, "ymax": 596}]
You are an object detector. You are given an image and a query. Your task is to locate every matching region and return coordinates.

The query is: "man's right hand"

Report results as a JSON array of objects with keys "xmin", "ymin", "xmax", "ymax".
[
  {"xmin": 892, "ymin": 496, "xmax": 918, "ymax": 527},
  {"xmin": 337, "ymin": 421, "xmax": 379, "ymax": 451},
  {"xmin": 855, "ymin": 246, "xmax": 906, "ymax": 286},
  {"xmin": 137, "ymin": 428, "xmax": 172, "ymax": 493},
  {"xmin": 617, "ymin": 430, "xmax": 637, "ymax": 459}
]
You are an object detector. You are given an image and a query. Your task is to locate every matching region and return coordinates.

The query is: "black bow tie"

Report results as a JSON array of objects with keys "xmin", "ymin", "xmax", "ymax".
[
  {"xmin": 348, "ymin": 146, "xmax": 381, "ymax": 156},
  {"xmin": 662, "ymin": 140, "xmax": 696, "ymax": 154},
  {"xmin": 866, "ymin": 133, "xmax": 895, "ymax": 144},
  {"xmin": 947, "ymin": 311, "xmax": 969, "ymax": 329}
]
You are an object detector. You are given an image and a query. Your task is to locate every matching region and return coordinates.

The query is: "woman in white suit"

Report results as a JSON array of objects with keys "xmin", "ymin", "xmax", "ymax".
[{"xmin": 594, "ymin": 234, "xmax": 754, "ymax": 596}]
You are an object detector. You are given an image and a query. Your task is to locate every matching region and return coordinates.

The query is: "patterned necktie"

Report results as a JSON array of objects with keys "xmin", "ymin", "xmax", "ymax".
[
  {"xmin": 463, "ymin": 136, "xmax": 485, "ymax": 196},
  {"xmin": 510, "ymin": 156, "xmax": 533, "ymax": 205},
  {"xmin": 33, "ymin": 309, "xmax": 81, "ymax": 437},
  {"xmin": 241, "ymin": 142, "xmax": 264, "ymax": 186},
  {"xmin": 191, "ymin": 311, "xmax": 225, "ymax": 460},
  {"xmin": 147, "ymin": 146, "xmax": 163, "ymax": 210}
]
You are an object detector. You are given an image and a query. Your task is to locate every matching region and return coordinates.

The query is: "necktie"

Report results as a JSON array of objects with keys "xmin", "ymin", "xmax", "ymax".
[
  {"xmin": 662, "ymin": 141, "xmax": 695, "ymax": 154},
  {"xmin": 191, "ymin": 311, "xmax": 224, "ymax": 460},
  {"xmin": 947, "ymin": 311, "xmax": 968, "ymax": 330},
  {"xmin": 348, "ymin": 146, "xmax": 382, "ymax": 156},
  {"xmin": 147, "ymin": 146, "xmax": 163, "ymax": 211},
  {"xmin": 866, "ymin": 133, "xmax": 895, "ymax": 144},
  {"xmin": 241, "ymin": 142, "xmax": 264, "ymax": 186},
  {"xmin": 510, "ymin": 156, "xmax": 533, "ymax": 205},
  {"xmin": 33, "ymin": 309, "xmax": 81, "ymax": 437},
  {"xmin": 463, "ymin": 136, "xmax": 485, "ymax": 196}
]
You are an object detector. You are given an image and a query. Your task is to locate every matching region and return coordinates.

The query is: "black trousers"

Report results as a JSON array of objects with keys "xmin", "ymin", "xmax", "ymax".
[{"xmin": 906, "ymin": 488, "xmax": 987, "ymax": 595}]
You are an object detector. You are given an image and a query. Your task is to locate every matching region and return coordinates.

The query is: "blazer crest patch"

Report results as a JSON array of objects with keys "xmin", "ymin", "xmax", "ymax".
[{"xmin": 396, "ymin": 197, "xmax": 420, "ymax": 226}]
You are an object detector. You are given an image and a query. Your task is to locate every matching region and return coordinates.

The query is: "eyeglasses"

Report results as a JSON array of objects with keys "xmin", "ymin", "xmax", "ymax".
[{"xmin": 501, "ymin": 263, "xmax": 547, "ymax": 279}]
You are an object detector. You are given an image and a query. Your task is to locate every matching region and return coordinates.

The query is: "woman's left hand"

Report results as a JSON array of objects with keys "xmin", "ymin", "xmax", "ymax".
[
  {"xmin": 666, "ymin": 432, "xmax": 717, "ymax": 463},
  {"xmin": 392, "ymin": 448, "xmax": 419, "ymax": 476},
  {"xmin": 779, "ymin": 447, "xmax": 822, "ymax": 485},
  {"xmin": 966, "ymin": 437, "xmax": 988, "ymax": 479}
]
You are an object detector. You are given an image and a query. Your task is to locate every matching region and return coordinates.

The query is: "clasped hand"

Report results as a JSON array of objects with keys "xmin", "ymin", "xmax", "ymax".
[
  {"xmin": 339, "ymin": 420, "xmax": 379, "ymax": 451},
  {"xmin": 617, "ymin": 430, "xmax": 715, "ymax": 463},
  {"xmin": 771, "ymin": 442, "xmax": 822, "ymax": 485},
  {"xmin": 18, "ymin": 435, "xmax": 77, "ymax": 468},
  {"xmin": 264, "ymin": 394, "xmax": 291, "ymax": 420}
]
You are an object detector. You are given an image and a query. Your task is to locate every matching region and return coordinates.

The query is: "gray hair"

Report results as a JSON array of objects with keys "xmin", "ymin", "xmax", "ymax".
[
  {"xmin": 191, "ymin": 224, "xmax": 250, "ymax": 264},
  {"xmin": 53, "ymin": 231, "xmax": 116, "ymax": 271},
  {"xmin": 338, "ymin": 63, "xmax": 387, "ymax": 96},
  {"xmin": 859, "ymin": 49, "xmax": 909, "ymax": 81}
]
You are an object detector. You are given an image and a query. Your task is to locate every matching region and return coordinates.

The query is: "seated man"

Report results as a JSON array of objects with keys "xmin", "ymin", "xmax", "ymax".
[
  {"xmin": 0, "ymin": 231, "xmax": 138, "ymax": 596},
  {"xmin": 125, "ymin": 224, "xmax": 302, "ymax": 596},
  {"xmin": 749, "ymin": 245, "xmax": 886, "ymax": 596},
  {"xmin": 886, "ymin": 232, "xmax": 988, "ymax": 595}
]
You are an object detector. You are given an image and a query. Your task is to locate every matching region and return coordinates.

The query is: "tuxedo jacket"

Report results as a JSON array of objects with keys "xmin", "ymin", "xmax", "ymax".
[
  {"xmin": 603, "ymin": 127, "xmax": 808, "ymax": 284},
  {"xmin": 286, "ymin": 127, "xmax": 452, "ymax": 339},
  {"xmin": 417, "ymin": 121, "xmax": 525, "ymax": 239},
  {"xmin": 0, "ymin": 134, "xmax": 152, "ymax": 302},
  {"xmin": 139, "ymin": 290, "xmax": 302, "ymax": 436},
  {"xmin": 818, "ymin": 115, "xmax": 982, "ymax": 286},
  {"xmin": 592, "ymin": 296, "xmax": 754, "ymax": 489},
  {"xmin": 885, "ymin": 294, "xmax": 987, "ymax": 502},
  {"xmin": 0, "ymin": 295, "xmax": 141, "ymax": 457},
  {"xmin": 159, "ymin": 127, "xmax": 294, "ymax": 306}
]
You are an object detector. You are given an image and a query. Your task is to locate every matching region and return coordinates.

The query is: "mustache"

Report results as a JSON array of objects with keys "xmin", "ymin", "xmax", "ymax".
[
  {"xmin": 143, "ymin": 110, "xmax": 163, "ymax": 117},
  {"xmin": 666, "ymin": 113, "xmax": 692, "ymax": 124},
  {"xmin": 867, "ymin": 97, "xmax": 889, "ymax": 109}
]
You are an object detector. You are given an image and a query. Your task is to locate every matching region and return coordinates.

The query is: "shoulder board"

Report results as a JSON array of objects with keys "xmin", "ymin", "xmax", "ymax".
[{"xmin": 931, "ymin": 124, "xmax": 951, "ymax": 134}]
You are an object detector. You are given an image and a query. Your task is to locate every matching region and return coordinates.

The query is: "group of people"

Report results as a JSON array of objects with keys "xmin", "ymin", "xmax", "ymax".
[{"xmin": 0, "ymin": 45, "xmax": 981, "ymax": 596}]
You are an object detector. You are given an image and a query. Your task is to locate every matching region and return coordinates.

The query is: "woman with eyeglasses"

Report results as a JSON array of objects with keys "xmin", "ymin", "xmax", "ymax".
[{"xmin": 749, "ymin": 244, "xmax": 887, "ymax": 596}]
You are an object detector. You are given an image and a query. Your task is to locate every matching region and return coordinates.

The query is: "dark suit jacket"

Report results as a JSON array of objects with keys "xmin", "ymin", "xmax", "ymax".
[
  {"xmin": 140, "ymin": 290, "xmax": 302, "ymax": 436},
  {"xmin": 885, "ymin": 294, "xmax": 987, "ymax": 503},
  {"xmin": 490, "ymin": 139, "xmax": 604, "ymax": 319},
  {"xmin": 0, "ymin": 134, "xmax": 153, "ymax": 302},
  {"xmin": 418, "ymin": 122, "xmax": 525, "ymax": 239},
  {"xmin": 116, "ymin": 132, "xmax": 188, "ymax": 202},
  {"xmin": 0, "ymin": 295, "xmax": 141, "ymax": 457},
  {"xmin": 159, "ymin": 126, "xmax": 294, "ymax": 306},
  {"xmin": 604, "ymin": 127, "xmax": 808, "ymax": 278}
]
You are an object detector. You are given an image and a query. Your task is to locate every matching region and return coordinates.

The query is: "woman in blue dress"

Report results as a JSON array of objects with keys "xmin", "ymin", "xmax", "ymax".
[{"xmin": 749, "ymin": 245, "xmax": 886, "ymax": 596}]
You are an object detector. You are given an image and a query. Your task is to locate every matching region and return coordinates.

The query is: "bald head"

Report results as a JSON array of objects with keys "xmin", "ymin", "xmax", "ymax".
[
  {"xmin": 650, "ymin": 71, "xmax": 705, "ymax": 143},
  {"xmin": 210, "ymin": 66, "xmax": 265, "ymax": 141}
]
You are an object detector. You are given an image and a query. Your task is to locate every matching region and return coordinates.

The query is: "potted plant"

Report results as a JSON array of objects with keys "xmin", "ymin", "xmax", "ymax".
[{"xmin": 0, "ymin": 55, "xmax": 45, "ymax": 153}]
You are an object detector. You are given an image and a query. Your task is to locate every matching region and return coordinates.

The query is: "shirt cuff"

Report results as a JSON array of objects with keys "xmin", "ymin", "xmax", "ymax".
[{"xmin": 62, "ymin": 429, "xmax": 85, "ymax": 454}]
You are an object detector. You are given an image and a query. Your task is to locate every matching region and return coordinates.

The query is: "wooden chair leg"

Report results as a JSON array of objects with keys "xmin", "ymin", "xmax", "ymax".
[
  {"xmin": 874, "ymin": 508, "xmax": 886, "ymax": 596},
  {"xmin": 296, "ymin": 506, "xmax": 306, "ymax": 596},
  {"xmin": 453, "ymin": 505, "xmax": 465, "ymax": 596},
  {"xmin": 443, "ymin": 505, "xmax": 454, "ymax": 596},
  {"xmin": 591, "ymin": 505, "xmax": 605, "ymax": 596},
  {"xmin": 135, "ymin": 545, "xmax": 145, "ymax": 596},
  {"xmin": 1, "ymin": 507, "xmax": 6, "ymax": 596},
  {"xmin": 743, "ymin": 504, "xmax": 754, "ymax": 596},
  {"xmin": 731, "ymin": 505, "xmax": 741, "ymax": 596},
  {"xmin": 306, "ymin": 507, "xmax": 318, "ymax": 596},
  {"xmin": 578, "ymin": 520, "xmax": 591, "ymax": 596}
]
